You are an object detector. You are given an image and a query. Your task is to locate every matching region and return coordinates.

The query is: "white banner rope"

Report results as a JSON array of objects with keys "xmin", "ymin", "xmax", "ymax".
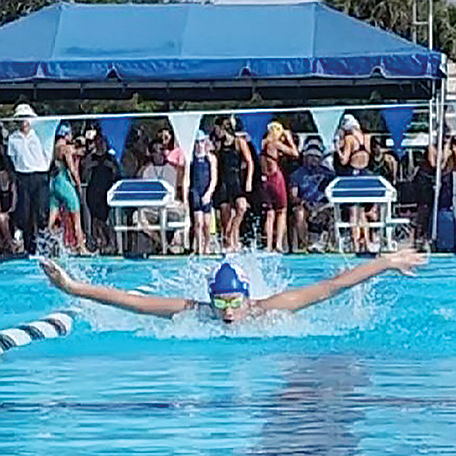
[{"xmin": 0, "ymin": 102, "xmax": 434, "ymax": 123}]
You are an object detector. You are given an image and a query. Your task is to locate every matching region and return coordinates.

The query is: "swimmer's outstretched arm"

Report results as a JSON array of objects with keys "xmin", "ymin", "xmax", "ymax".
[
  {"xmin": 257, "ymin": 249, "xmax": 427, "ymax": 312},
  {"xmin": 40, "ymin": 260, "xmax": 188, "ymax": 318}
]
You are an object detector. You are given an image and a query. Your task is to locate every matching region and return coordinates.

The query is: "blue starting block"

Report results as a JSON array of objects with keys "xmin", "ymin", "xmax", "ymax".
[
  {"xmin": 325, "ymin": 176, "xmax": 410, "ymax": 253},
  {"xmin": 107, "ymin": 179, "xmax": 190, "ymax": 255}
]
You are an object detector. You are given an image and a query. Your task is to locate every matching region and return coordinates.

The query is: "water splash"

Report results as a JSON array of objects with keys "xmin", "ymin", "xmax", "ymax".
[
  {"xmin": 57, "ymin": 250, "xmax": 396, "ymax": 340},
  {"xmin": 35, "ymin": 229, "xmax": 70, "ymax": 261}
]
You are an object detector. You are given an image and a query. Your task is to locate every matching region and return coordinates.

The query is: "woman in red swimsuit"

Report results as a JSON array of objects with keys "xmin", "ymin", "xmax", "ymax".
[{"xmin": 261, "ymin": 122, "xmax": 299, "ymax": 252}]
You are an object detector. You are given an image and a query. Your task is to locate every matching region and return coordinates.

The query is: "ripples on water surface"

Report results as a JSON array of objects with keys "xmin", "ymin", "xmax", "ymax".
[{"xmin": 1, "ymin": 253, "xmax": 456, "ymax": 455}]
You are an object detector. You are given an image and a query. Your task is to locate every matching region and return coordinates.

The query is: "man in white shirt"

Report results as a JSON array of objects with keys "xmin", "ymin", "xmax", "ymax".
[{"xmin": 7, "ymin": 104, "xmax": 52, "ymax": 254}]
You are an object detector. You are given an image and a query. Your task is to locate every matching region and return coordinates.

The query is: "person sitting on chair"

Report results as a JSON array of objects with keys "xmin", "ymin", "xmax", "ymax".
[{"xmin": 289, "ymin": 146, "xmax": 334, "ymax": 253}]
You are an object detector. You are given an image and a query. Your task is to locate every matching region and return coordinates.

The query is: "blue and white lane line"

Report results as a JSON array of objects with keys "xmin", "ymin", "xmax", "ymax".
[{"xmin": 0, "ymin": 311, "xmax": 74, "ymax": 355}]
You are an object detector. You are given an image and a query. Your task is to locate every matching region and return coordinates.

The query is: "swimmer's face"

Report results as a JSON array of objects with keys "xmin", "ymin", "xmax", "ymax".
[{"xmin": 211, "ymin": 292, "xmax": 249, "ymax": 324}]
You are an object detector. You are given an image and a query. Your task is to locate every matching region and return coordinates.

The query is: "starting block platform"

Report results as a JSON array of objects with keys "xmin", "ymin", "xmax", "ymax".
[
  {"xmin": 107, "ymin": 179, "xmax": 190, "ymax": 255},
  {"xmin": 325, "ymin": 176, "xmax": 410, "ymax": 252}
]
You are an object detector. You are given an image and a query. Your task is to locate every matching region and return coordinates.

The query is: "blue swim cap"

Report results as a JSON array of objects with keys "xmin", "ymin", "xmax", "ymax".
[{"xmin": 208, "ymin": 263, "xmax": 250, "ymax": 297}]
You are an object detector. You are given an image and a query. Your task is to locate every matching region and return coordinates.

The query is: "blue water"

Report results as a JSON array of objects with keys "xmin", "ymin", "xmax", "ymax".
[{"xmin": 1, "ymin": 254, "xmax": 456, "ymax": 455}]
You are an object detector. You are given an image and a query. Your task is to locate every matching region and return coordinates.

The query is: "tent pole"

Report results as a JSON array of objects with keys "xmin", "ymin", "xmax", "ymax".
[
  {"xmin": 429, "ymin": 81, "xmax": 435, "ymax": 154},
  {"xmin": 431, "ymin": 78, "xmax": 446, "ymax": 243}
]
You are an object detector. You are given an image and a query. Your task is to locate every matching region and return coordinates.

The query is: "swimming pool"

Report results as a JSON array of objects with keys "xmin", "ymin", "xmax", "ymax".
[{"xmin": 1, "ymin": 253, "xmax": 456, "ymax": 455}]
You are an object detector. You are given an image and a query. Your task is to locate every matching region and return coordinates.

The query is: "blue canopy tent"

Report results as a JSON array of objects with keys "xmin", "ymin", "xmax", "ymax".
[{"xmin": 0, "ymin": 1, "xmax": 445, "ymax": 101}]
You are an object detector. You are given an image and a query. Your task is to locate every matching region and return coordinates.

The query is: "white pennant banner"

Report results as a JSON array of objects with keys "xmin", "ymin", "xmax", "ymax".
[
  {"xmin": 168, "ymin": 113, "xmax": 203, "ymax": 162},
  {"xmin": 31, "ymin": 118, "xmax": 61, "ymax": 167},
  {"xmin": 310, "ymin": 109, "xmax": 345, "ymax": 152}
]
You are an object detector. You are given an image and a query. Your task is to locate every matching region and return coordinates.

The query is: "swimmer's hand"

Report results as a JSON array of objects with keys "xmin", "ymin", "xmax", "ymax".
[
  {"xmin": 384, "ymin": 248, "xmax": 427, "ymax": 276},
  {"xmin": 40, "ymin": 259, "xmax": 76, "ymax": 294}
]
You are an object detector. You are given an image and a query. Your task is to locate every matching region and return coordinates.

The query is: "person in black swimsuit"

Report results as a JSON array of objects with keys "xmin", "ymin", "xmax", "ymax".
[
  {"xmin": 212, "ymin": 117, "xmax": 254, "ymax": 252},
  {"xmin": 189, "ymin": 131, "xmax": 218, "ymax": 254},
  {"xmin": 337, "ymin": 114, "xmax": 371, "ymax": 176},
  {"xmin": 336, "ymin": 114, "xmax": 373, "ymax": 253}
]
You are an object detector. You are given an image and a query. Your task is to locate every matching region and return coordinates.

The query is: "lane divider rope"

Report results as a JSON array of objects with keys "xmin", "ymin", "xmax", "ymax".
[{"xmin": 0, "ymin": 311, "xmax": 75, "ymax": 355}]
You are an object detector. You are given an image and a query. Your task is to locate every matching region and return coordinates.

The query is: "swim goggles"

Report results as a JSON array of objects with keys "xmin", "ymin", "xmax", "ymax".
[{"xmin": 211, "ymin": 296, "xmax": 245, "ymax": 310}]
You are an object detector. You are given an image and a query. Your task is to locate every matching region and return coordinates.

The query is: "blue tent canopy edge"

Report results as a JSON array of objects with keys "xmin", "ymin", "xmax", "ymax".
[{"xmin": 0, "ymin": 2, "xmax": 444, "ymax": 83}]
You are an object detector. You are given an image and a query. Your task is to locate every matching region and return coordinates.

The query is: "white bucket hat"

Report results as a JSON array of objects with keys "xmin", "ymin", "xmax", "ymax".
[
  {"xmin": 304, "ymin": 146, "xmax": 323, "ymax": 159},
  {"xmin": 13, "ymin": 104, "xmax": 37, "ymax": 118}
]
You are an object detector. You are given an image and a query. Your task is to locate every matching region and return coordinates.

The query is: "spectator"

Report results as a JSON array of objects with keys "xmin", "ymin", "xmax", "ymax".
[
  {"xmin": 261, "ymin": 121, "xmax": 298, "ymax": 252},
  {"xmin": 0, "ymin": 137, "xmax": 19, "ymax": 254},
  {"xmin": 72, "ymin": 136, "xmax": 86, "ymax": 173},
  {"xmin": 304, "ymin": 135, "xmax": 334, "ymax": 172},
  {"xmin": 304, "ymin": 135, "xmax": 324, "ymax": 152},
  {"xmin": 289, "ymin": 146, "xmax": 335, "ymax": 252},
  {"xmin": 400, "ymin": 149, "xmax": 423, "ymax": 184},
  {"xmin": 63, "ymin": 135, "xmax": 88, "ymax": 249},
  {"xmin": 437, "ymin": 136, "xmax": 456, "ymax": 210},
  {"xmin": 189, "ymin": 130, "xmax": 217, "ymax": 255},
  {"xmin": 123, "ymin": 126, "xmax": 151, "ymax": 178},
  {"xmin": 233, "ymin": 119, "xmax": 262, "ymax": 211},
  {"xmin": 48, "ymin": 138, "xmax": 88, "ymax": 255},
  {"xmin": 337, "ymin": 114, "xmax": 371, "ymax": 176},
  {"xmin": 279, "ymin": 131, "xmax": 301, "ymax": 181},
  {"xmin": 7, "ymin": 104, "xmax": 52, "ymax": 254},
  {"xmin": 212, "ymin": 116, "xmax": 254, "ymax": 252},
  {"xmin": 414, "ymin": 136, "xmax": 456, "ymax": 246},
  {"xmin": 136, "ymin": 140, "xmax": 187, "ymax": 253},
  {"xmin": 52, "ymin": 123, "xmax": 77, "ymax": 248},
  {"xmin": 80, "ymin": 130, "xmax": 121, "ymax": 254},
  {"xmin": 155, "ymin": 127, "xmax": 186, "ymax": 201},
  {"xmin": 332, "ymin": 129, "xmax": 348, "ymax": 176},
  {"xmin": 369, "ymin": 136, "xmax": 398, "ymax": 184},
  {"xmin": 336, "ymin": 114, "xmax": 372, "ymax": 252},
  {"xmin": 234, "ymin": 126, "xmax": 263, "ymax": 246}
]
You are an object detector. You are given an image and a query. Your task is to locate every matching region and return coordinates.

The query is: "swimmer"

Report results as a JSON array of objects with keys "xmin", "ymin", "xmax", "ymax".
[{"xmin": 41, "ymin": 249, "xmax": 425, "ymax": 324}]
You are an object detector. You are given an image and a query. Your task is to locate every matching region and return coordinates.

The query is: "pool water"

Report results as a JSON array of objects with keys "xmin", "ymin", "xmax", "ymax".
[{"xmin": 1, "ymin": 253, "xmax": 456, "ymax": 455}]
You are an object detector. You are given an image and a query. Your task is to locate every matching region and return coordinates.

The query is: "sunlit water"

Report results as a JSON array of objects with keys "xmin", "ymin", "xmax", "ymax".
[{"xmin": 1, "ymin": 252, "xmax": 456, "ymax": 455}]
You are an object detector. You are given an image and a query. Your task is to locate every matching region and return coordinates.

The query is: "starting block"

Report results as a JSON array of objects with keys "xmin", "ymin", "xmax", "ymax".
[{"xmin": 325, "ymin": 176, "xmax": 410, "ymax": 253}]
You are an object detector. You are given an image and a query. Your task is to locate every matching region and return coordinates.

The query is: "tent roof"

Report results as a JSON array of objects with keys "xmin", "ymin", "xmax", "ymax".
[{"xmin": 0, "ymin": 1, "xmax": 444, "ymax": 83}]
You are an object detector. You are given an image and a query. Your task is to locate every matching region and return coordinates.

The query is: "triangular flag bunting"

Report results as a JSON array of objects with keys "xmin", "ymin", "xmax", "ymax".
[
  {"xmin": 382, "ymin": 107, "xmax": 414, "ymax": 158},
  {"xmin": 310, "ymin": 109, "xmax": 344, "ymax": 151},
  {"xmin": 31, "ymin": 118, "xmax": 60, "ymax": 162},
  {"xmin": 100, "ymin": 117, "xmax": 132, "ymax": 162},
  {"xmin": 168, "ymin": 113, "xmax": 203, "ymax": 162}
]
